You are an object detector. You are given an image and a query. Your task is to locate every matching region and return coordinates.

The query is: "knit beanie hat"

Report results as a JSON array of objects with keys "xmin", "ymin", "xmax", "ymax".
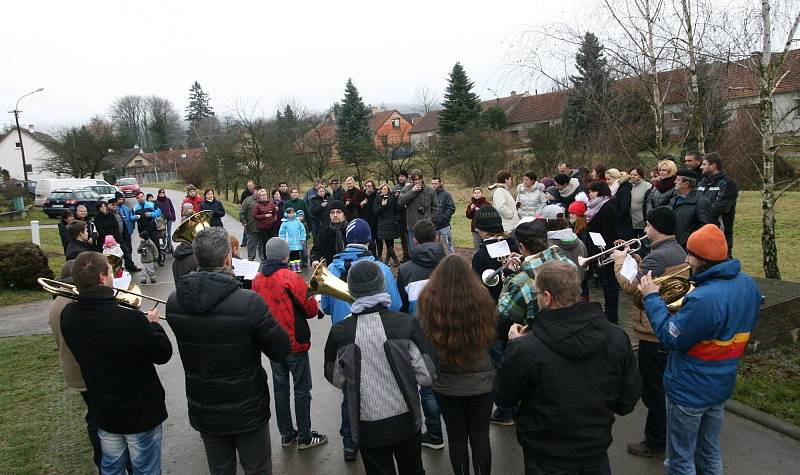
[
  {"xmin": 347, "ymin": 260, "xmax": 385, "ymax": 298},
  {"xmin": 687, "ymin": 224, "xmax": 727, "ymax": 262},
  {"xmin": 265, "ymin": 237, "xmax": 290, "ymax": 261},
  {"xmin": 545, "ymin": 186, "xmax": 560, "ymax": 198},
  {"xmin": 474, "ymin": 206, "xmax": 503, "ymax": 234},
  {"xmin": 568, "ymin": 200, "xmax": 587, "ymax": 217},
  {"xmin": 646, "ymin": 206, "xmax": 677, "ymax": 236},
  {"xmin": 328, "ymin": 200, "xmax": 345, "ymax": 213},
  {"xmin": 346, "ymin": 218, "xmax": 372, "ymax": 244},
  {"xmin": 103, "ymin": 235, "xmax": 118, "ymax": 248}
]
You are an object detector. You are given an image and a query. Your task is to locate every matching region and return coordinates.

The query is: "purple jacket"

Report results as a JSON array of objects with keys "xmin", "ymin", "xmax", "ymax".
[{"xmin": 156, "ymin": 197, "xmax": 176, "ymax": 222}]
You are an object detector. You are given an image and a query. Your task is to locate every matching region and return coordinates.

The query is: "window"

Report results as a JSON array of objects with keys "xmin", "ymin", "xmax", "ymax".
[
  {"xmin": 671, "ymin": 111, "xmax": 682, "ymax": 122},
  {"xmin": 135, "ymin": 159, "xmax": 144, "ymax": 166},
  {"xmin": 391, "ymin": 118, "xmax": 401, "ymax": 129},
  {"xmin": 15, "ymin": 142, "xmax": 21, "ymax": 149},
  {"xmin": 509, "ymin": 130, "xmax": 520, "ymax": 141},
  {"xmin": 795, "ymin": 98, "xmax": 800, "ymax": 118},
  {"xmin": 25, "ymin": 164, "xmax": 33, "ymax": 172},
  {"xmin": 381, "ymin": 135, "xmax": 389, "ymax": 146}
]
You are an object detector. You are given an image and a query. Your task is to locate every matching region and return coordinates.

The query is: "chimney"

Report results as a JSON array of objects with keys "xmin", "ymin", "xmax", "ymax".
[
  {"xmin": 133, "ymin": 144, "xmax": 140, "ymax": 151},
  {"xmin": 27, "ymin": 124, "xmax": 35, "ymax": 134},
  {"xmin": 510, "ymin": 91, "xmax": 517, "ymax": 96},
  {"xmin": 370, "ymin": 105, "xmax": 380, "ymax": 115}
]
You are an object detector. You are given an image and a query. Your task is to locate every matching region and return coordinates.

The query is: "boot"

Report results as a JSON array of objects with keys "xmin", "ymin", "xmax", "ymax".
[{"xmin": 390, "ymin": 253, "xmax": 400, "ymax": 267}]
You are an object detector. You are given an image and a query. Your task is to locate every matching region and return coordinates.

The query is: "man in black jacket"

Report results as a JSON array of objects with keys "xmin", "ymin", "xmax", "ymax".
[
  {"xmin": 167, "ymin": 227, "xmax": 291, "ymax": 475},
  {"xmin": 670, "ymin": 169, "xmax": 713, "ymax": 249},
  {"xmin": 310, "ymin": 200, "xmax": 347, "ymax": 267},
  {"xmin": 497, "ymin": 260, "xmax": 641, "ymax": 474},
  {"xmin": 61, "ymin": 251, "xmax": 171, "ymax": 474},
  {"xmin": 431, "ymin": 176, "xmax": 456, "ymax": 255},
  {"xmin": 698, "ymin": 152, "xmax": 739, "ymax": 256},
  {"xmin": 65, "ymin": 221, "xmax": 94, "ymax": 260}
]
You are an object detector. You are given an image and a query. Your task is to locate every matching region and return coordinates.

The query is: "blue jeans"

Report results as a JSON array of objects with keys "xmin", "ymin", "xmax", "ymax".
[
  {"xmin": 340, "ymin": 390, "xmax": 357, "ymax": 452},
  {"xmin": 270, "ymin": 352, "xmax": 312, "ymax": 442},
  {"xmin": 490, "ymin": 340, "xmax": 516, "ymax": 419},
  {"xmin": 98, "ymin": 424, "xmax": 163, "ymax": 475},
  {"xmin": 407, "ymin": 230, "xmax": 416, "ymax": 253},
  {"xmin": 665, "ymin": 397, "xmax": 724, "ymax": 475},
  {"xmin": 437, "ymin": 225, "xmax": 454, "ymax": 254},
  {"xmin": 419, "ymin": 386, "xmax": 443, "ymax": 438}
]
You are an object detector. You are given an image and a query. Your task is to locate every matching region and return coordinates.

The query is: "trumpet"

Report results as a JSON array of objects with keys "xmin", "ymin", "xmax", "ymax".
[
  {"xmin": 482, "ymin": 246, "xmax": 562, "ymax": 287},
  {"xmin": 577, "ymin": 237, "xmax": 648, "ymax": 268},
  {"xmin": 38, "ymin": 278, "xmax": 167, "ymax": 319}
]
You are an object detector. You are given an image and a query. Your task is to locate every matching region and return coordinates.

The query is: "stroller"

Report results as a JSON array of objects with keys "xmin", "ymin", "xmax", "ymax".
[{"xmin": 154, "ymin": 216, "xmax": 169, "ymax": 266}]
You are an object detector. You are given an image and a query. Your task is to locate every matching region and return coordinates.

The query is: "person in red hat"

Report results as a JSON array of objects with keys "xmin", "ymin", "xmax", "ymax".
[{"xmin": 639, "ymin": 224, "xmax": 761, "ymax": 475}]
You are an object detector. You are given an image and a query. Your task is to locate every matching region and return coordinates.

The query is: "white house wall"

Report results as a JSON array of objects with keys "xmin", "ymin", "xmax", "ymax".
[{"xmin": 0, "ymin": 132, "xmax": 62, "ymax": 182}]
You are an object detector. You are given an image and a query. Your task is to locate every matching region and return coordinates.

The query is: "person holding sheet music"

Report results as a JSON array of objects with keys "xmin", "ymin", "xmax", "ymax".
[
  {"xmin": 585, "ymin": 181, "xmax": 619, "ymax": 324},
  {"xmin": 612, "ymin": 206, "xmax": 686, "ymax": 459}
]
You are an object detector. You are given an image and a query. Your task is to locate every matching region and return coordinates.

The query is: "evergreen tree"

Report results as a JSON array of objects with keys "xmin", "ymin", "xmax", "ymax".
[
  {"xmin": 438, "ymin": 63, "xmax": 482, "ymax": 135},
  {"xmin": 563, "ymin": 32, "xmax": 615, "ymax": 144},
  {"xmin": 482, "ymin": 105, "xmax": 508, "ymax": 130},
  {"xmin": 336, "ymin": 79, "xmax": 373, "ymax": 176},
  {"xmin": 185, "ymin": 81, "xmax": 215, "ymax": 127}
]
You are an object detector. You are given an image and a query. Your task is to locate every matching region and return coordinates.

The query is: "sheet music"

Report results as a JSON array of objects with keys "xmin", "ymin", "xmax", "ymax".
[
  {"xmin": 620, "ymin": 255, "xmax": 639, "ymax": 282},
  {"xmin": 113, "ymin": 271, "xmax": 131, "ymax": 290},
  {"xmin": 589, "ymin": 232, "xmax": 607, "ymax": 249},
  {"xmin": 232, "ymin": 258, "xmax": 260, "ymax": 280},
  {"xmin": 487, "ymin": 240, "xmax": 511, "ymax": 259}
]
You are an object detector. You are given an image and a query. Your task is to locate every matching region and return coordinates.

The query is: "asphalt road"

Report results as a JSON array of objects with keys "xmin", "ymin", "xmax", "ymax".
[{"xmin": 2, "ymin": 187, "xmax": 799, "ymax": 474}]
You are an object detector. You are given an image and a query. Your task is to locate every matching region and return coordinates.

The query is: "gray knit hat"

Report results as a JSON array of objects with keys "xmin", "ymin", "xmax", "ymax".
[
  {"xmin": 347, "ymin": 260, "xmax": 384, "ymax": 298},
  {"xmin": 265, "ymin": 237, "xmax": 290, "ymax": 261}
]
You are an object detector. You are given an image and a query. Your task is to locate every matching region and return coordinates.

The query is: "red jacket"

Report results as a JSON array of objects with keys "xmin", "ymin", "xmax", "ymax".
[
  {"xmin": 183, "ymin": 195, "xmax": 203, "ymax": 213},
  {"xmin": 466, "ymin": 197, "xmax": 490, "ymax": 232},
  {"xmin": 252, "ymin": 266, "xmax": 318, "ymax": 352},
  {"xmin": 253, "ymin": 201, "xmax": 278, "ymax": 231}
]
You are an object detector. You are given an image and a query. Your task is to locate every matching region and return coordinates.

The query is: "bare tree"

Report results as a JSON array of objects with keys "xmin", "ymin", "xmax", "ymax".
[
  {"xmin": 297, "ymin": 116, "xmax": 337, "ymax": 182},
  {"xmin": 412, "ymin": 86, "xmax": 439, "ymax": 115}
]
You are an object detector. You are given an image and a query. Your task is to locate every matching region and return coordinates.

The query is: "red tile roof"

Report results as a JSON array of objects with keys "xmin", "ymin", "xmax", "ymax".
[{"xmin": 506, "ymin": 90, "xmax": 567, "ymax": 124}]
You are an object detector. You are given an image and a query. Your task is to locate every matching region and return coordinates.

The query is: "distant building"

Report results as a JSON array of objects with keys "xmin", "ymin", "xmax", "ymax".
[{"xmin": 0, "ymin": 128, "xmax": 60, "ymax": 182}]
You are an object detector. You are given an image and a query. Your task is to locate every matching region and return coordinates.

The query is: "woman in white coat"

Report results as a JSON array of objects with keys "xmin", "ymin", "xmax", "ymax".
[
  {"xmin": 488, "ymin": 170, "xmax": 519, "ymax": 233},
  {"xmin": 515, "ymin": 170, "xmax": 547, "ymax": 219}
]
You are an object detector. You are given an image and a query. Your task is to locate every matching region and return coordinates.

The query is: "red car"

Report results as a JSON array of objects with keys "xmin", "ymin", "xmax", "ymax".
[{"xmin": 116, "ymin": 177, "xmax": 141, "ymax": 198}]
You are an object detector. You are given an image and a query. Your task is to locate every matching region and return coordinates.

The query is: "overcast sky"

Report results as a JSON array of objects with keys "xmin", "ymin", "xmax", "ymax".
[{"xmin": 2, "ymin": 0, "xmax": 600, "ymax": 133}]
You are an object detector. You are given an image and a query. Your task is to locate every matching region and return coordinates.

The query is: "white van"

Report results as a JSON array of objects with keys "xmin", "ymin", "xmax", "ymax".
[{"xmin": 35, "ymin": 178, "xmax": 110, "ymax": 205}]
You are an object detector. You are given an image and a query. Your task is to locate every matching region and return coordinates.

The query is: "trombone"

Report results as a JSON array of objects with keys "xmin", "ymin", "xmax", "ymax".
[
  {"xmin": 577, "ymin": 237, "xmax": 648, "ymax": 268},
  {"xmin": 38, "ymin": 278, "xmax": 167, "ymax": 319}
]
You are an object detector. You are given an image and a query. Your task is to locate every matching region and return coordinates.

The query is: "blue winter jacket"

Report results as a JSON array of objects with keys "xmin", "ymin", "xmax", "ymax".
[
  {"xmin": 278, "ymin": 212, "xmax": 307, "ymax": 251},
  {"xmin": 118, "ymin": 204, "xmax": 134, "ymax": 235},
  {"xmin": 643, "ymin": 259, "xmax": 760, "ymax": 408},
  {"xmin": 131, "ymin": 201, "xmax": 162, "ymax": 224},
  {"xmin": 321, "ymin": 244, "xmax": 402, "ymax": 324}
]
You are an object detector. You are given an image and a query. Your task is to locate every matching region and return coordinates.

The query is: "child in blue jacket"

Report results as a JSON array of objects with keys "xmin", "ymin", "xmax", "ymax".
[{"xmin": 279, "ymin": 208, "xmax": 306, "ymax": 272}]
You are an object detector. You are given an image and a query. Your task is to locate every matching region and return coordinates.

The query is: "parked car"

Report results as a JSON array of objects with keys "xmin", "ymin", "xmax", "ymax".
[
  {"xmin": 116, "ymin": 177, "xmax": 141, "ymax": 198},
  {"xmin": 42, "ymin": 189, "xmax": 102, "ymax": 218},
  {"xmin": 0, "ymin": 180, "xmax": 36, "ymax": 199},
  {"xmin": 83, "ymin": 184, "xmax": 120, "ymax": 203},
  {"xmin": 34, "ymin": 178, "xmax": 110, "ymax": 205}
]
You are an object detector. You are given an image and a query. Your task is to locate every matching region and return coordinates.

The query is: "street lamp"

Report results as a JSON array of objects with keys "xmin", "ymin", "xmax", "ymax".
[{"xmin": 8, "ymin": 87, "xmax": 44, "ymax": 181}]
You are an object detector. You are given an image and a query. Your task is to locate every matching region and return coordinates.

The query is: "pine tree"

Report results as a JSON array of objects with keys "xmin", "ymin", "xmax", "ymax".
[
  {"xmin": 185, "ymin": 81, "xmax": 214, "ymax": 127},
  {"xmin": 336, "ymin": 79, "xmax": 373, "ymax": 173},
  {"xmin": 563, "ymin": 32, "xmax": 615, "ymax": 144},
  {"xmin": 438, "ymin": 63, "xmax": 482, "ymax": 135}
]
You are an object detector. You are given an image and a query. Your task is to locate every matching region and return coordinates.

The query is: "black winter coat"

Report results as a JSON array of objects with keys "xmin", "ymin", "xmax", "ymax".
[
  {"xmin": 670, "ymin": 190, "xmax": 714, "ymax": 248},
  {"xmin": 171, "ymin": 242, "xmax": 198, "ymax": 282},
  {"xmin": 94, "ymin": 211, "xmax": 122, "ymax": 246},
  {"xmin": 472, "ymin": 237, "xmax": 520, "ymax": 302},
  {"xmin": 61, "ymin": 285, "xmax": 172, "ymax": 434},
  {"xmin": 396, "ymin": 241, "xmax": 445, "ymax": 313},
  {"xmin": 199, "ymin": 199, "xmax": 226, "ymax": 227},
  {"xmin": 586, "ymin": 200, "xmax": 618, "ymax": 255},
  {"xmin": 166, "ymin": 271, "xmax": 291, "ymax": 435},
  {"xmin": 613, "ymin": 181, "xmax": 633, "ymax": 240},
  {"xmin": 66, "ymin": 239, "xmax": 94, "ymax": 260},
  {"xmin": 58, "ymin": 218, "xmax": 71, "ymax": 255},
  {"xmin": 496, "ymin": 301, "xmax": 641, "ymax": 470},
  {"xmin": 310, "ymin": 223, "xmax": 346, "ymax": 265},
  {"xmin": 309, "ymin": 195, "xmax": 331, "ymax": 231},
  {"xmin": 698, "ymin": 171, "xmax": 738, "ymax": 249},
  {"xmin": 373, "ymin": 194, "xmax": 400, "ymax": 240}
]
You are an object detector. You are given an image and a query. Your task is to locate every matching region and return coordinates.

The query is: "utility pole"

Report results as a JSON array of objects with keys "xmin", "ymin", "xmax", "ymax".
[{"xmin": 8, "ymin": 88, "xmax": 44, "ymax": 181}]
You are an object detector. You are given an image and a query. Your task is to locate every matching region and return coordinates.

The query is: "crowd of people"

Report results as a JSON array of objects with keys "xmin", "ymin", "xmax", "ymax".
[{"xmin": 45, "ymin": 150, "xmax": 761, "ymax": 475}]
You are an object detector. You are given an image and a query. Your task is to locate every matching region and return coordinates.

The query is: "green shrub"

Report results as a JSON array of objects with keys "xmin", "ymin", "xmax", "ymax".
[{"xmin": 0, "ymin": 242, "xmax": 55, "ymax": 289}]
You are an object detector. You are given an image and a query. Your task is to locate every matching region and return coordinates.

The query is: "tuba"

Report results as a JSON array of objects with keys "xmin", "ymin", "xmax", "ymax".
[
  {"xmin": 307, "ymin": 260, "xmax": 354, "ymax": 303},
  {"xmin": 633, "ymin": 264, "xmax": 694, "ymax": 311},
  {"xmin": 172, "ymin": 210, "xmax": 213, "ymax": 244}
]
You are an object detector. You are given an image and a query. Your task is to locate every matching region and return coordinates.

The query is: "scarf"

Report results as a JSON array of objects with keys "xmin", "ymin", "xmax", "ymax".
[
  {"xmin": 654, "ymin": 175, "xmax": 675, "ymax": 193},
  {"xmin": 585, "ymin": 196, "xmax": 610, "ymax": 222},
  {"xmin": 330, "ymin": 221, "xmax": 347, "ymax": 254},
  {"xmin": 350, "ymin": 292, "xmax": 392, "ymax": 314},
  {"xmin": 609, "ymin": 180, "xmax": 620, "ymax": 196}
]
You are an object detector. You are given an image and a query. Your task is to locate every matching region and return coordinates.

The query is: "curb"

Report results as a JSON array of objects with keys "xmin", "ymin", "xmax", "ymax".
[{"xmin": 726, "ymin": 399, "xmax": 800, "ymax": 441}]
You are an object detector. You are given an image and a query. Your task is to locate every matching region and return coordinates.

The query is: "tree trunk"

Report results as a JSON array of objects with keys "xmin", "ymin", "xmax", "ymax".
[
  {"xmin": 759, "ymin": 0, "xmax": 780, "ymax": 279},
  {"xmin": 645, "ymin": 0, "xmax": 664, "ymax": 155},
  {"xmin": 682, "ymin": 0, "xmax": 705, "ymax": 155}
]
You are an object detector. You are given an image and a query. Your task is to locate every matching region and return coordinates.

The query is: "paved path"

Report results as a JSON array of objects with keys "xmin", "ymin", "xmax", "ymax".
[
  {"xmin": 0, "ymin": 224, "xmax": 58, "ymax": 231},
  {"xmin": 1, "ymin": 187, "xmax": 799, "ymax": 474}
]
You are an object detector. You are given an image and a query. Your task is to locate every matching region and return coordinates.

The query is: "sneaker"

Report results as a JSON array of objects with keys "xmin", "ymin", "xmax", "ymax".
[
  {"xmin": 281, "ymin": 430, "xmax": 298, "ymax": 447},
  {"xmin": 421, "ymin": 432, "xmax": 444, "ymax": 450},
  {"xmin": 297, "ymin": 431, "xmax": 328, "ymax": 450},
  {"xmin": 343, "ymin": 448, "xmax": 358, "ymax": 462},
  {"xmin": 140, "ymin": 279, "xmax": 147, "ymax": 284},
  {"xmin": 489, "ymin": 412, "xmax": 515, "ymax": 426},
  {"xmin": 150, "ymin": 278, "xmax": 157, "ymax": 284},
  {"xmin": 627, "ymin": 441, "xmax": 664, "ymax": 458}
]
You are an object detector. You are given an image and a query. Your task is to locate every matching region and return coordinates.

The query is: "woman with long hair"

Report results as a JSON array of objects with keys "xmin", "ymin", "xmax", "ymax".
[
  {"xmin": 418, "ymin": 255, "xmax": 497, "ymax": 475},
  {"xmin": 586, "ymin": 181, "xmax": 619, "ymax": 323},
  {"xmin": 606, "ymin": 168, "xmax": 633, "ymax": 240}
]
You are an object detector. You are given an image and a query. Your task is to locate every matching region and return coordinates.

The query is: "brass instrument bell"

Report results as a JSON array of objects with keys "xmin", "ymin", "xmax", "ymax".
[
  {"xmin": 633, "ymin": 264, "xmax": 695, "ymax": 311},
  {"xmin": 307, "ymin": 260, "xmax": 354, "ymax": 303},
  {"xmin": 172, "ymin": 210, "xmax": 213, "ymax": 244}
]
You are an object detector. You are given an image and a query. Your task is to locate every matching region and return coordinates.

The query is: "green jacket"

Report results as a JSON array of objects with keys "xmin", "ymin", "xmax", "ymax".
[
  {"xmin": 239, "ymin": 195, "xmax": 259, "ymax": 234},
  {"xmin": 284, "ymin": 198, "xmax": 310, "ymax": 228}
]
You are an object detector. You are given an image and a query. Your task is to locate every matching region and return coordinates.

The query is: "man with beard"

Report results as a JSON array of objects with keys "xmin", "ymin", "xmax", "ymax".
[{"xmin": 310, "ymin": 200, "xmax": 348, "ymax": 267}]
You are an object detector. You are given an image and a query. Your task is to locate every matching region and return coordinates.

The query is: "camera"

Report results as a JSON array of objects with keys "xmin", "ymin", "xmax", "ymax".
[{"xmin": 418, "ymin": 206, "xmax": 426, "ymax": 214}]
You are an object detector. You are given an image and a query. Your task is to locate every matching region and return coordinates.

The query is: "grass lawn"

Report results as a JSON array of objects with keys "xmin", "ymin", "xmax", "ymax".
[
  {"xmin": 734, "ymin": 345, "xmax": 800, "ymax": 426},
  {"xmin": 0, "ymin": 208, "xmax": 53, "ymax": 228},
  {"xmin": 0, "ymin": 335, "xmax": 93, "ymax": 474},
  {"xmin": 0, "ymin": 228, "xmax": 65, "ymax": 306}
]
